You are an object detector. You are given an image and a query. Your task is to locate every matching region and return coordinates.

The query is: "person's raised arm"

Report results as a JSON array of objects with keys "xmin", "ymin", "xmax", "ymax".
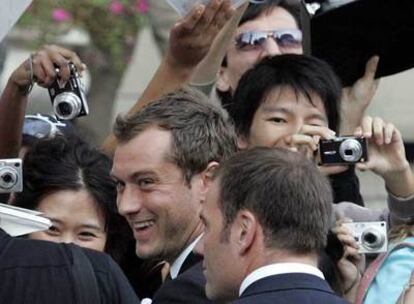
[
  {"xmin": 340, "ymin": 56, "xmax": 380, "ymax": 135},
  {"xmin": 0, "ymin": 45, "xmax": 84, "ymax": 158},
  {"xmin": 101, "ymin": 0, "xmax": 235, "ymax": 154},
  {"xmin": 190, "ymin": 2, "xmax": 248, "ymax": 89}
]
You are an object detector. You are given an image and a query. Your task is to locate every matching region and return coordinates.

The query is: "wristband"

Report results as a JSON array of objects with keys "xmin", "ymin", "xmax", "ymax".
[{"xmin": 19, "ymin": 54, "xmax": 35, "ymax": 96}]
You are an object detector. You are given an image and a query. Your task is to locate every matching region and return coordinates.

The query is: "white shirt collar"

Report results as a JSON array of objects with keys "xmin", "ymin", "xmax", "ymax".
[
  {"xmin": 239, "ymin": 263, "xmax": 325, "ymax": 296},
  {"xmin": 170, "ymin": 234, "xmax": 203, "ymax": 279}
]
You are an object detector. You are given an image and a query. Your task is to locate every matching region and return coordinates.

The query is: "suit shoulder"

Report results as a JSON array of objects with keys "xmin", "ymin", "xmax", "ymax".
[{"xmin": 152, "ymin": 262, "xmax": 214, "ymax": 304}]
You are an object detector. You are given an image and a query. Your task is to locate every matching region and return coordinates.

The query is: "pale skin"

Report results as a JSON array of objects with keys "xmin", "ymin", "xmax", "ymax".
[{"xmin": 29, "ymin": 189, "xmax": 107, "ymax": 252}]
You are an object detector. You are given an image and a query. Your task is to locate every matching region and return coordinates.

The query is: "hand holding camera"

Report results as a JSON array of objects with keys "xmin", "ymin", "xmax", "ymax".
[
  {"xmin": 332, "ymin": 219, "xmax": 365, "ymax": 296},
  {"xmin": 10, "ymin": 45, "xmax": 85, "ymax": 93},
  {"xmin": 342, "ymin": 221, "xmax": 388, "ymax": 254},
  {"xmin": 353, "ymin": 116, "xmax": 414, "ymax": 198},
  {"xmin": 353, "ymin": 116, "xmax": 409, "ymax": 175}
]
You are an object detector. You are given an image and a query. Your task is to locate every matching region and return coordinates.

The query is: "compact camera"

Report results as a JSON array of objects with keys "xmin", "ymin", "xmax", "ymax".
[
  {"xmin": 0, "ymin": 159, "xmax": 23, "ymax": 193},
  {"xmin": 343, "ymin": 221, "xmax": 388, "ymax": 254},
  {"xmin": 48, "ymin": 62, "xmax": 89, "ymax": 121},
  {"xmin": 319, "ymin": 136, "xmax": 368, "ymax": 165}
]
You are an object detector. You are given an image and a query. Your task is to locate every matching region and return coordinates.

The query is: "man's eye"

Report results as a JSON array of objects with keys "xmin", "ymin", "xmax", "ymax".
[
  {"xmin": 138, "ymin": 178, "xmax": 155, "ymax": 188},
  {"xmin": 269, "ymin": 117, "xmax": 287, "ymax": 124}
]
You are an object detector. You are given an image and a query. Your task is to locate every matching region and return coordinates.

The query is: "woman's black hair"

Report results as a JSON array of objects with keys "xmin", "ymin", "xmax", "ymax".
[{"xmin": 13, "ymin": 135, "xmax": 130, "ymax": 263}]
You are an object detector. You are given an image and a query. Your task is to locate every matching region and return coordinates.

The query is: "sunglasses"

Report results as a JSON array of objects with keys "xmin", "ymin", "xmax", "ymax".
[
  {"xmin": 235, "ymin": 29, "xmax": 303, "ymax": 52},
  {"xmin": 23, "ymin": 114, "xmax": 67, "ymax": 139}
]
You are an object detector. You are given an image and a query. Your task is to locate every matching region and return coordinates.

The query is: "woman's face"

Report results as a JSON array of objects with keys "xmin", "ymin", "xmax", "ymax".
[{"xmin": 30, "ymin": 189, "xmax": 107, "ymax": 252}]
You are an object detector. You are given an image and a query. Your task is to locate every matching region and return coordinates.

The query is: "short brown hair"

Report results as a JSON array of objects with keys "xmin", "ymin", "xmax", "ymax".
[{"xmin": 114, "ymin": 88, "xmax": 238, "ymax": 183}]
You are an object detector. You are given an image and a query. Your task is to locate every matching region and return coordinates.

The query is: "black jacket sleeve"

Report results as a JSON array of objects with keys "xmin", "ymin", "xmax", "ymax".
[{"xmin": 329, "ymin": 166, "xmax": 364, "ymax": 206}]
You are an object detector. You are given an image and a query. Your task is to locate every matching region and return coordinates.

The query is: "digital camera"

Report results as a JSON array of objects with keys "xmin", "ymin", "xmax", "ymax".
[
  {"xmin": 343, "ymin": 221, "xmax": 387, "ymax": 254},
  {"xmin": 319, "ymin": 136, "xmax": 368, "ymax": 165},
  {"xmin": 0, "ymin": 159, "xmax": 23, "ymax": 193},
  {"xmin": 48, "ymin": 63, "xmax": 89, "ymax": 121}
]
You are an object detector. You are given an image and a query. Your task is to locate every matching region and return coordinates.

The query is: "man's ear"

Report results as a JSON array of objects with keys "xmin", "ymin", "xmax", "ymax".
[
  {"xmin": 199, "ymin": 161, "xmax": 219, "ymax": 200},
  {"xmin": 217, "ymin": 67, "xmax": 231, "ymax": 92},
  {"xmin": 237, "ymin": 135, "xmax": 249, "ymax": 150},
  {"xmin": 232, "ymin": 210, "xmax": 258, "ymax": 255}
]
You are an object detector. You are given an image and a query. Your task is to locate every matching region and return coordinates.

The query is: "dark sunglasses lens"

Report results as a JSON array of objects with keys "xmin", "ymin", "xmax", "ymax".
[
  {"xmin": 236, "ymin": 32, "xmax": 267, "ymax": 50},
  {"xmin": 23, "ymin": 119, "xmax": 52, "ymax": 138},
  {"xmin": 275, "ymin": 31, "xmax": 302, "ymax": 49}
]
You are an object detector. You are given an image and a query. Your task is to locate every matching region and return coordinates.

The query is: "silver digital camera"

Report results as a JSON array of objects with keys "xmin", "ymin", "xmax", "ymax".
[
  {"xmin": 0, "ymin": 159, "xmax": 23, "ymax": 193},
  {"xmin": 48, "ymin": 63, "xmax": 89, "ymax": 121},
  {"xmin": 319, "ymin": 136, "xmax": 368, "ymax": 165},
  {"xmin": 343, "ymin": 221, "xmax": 387, "ymax": 254}
]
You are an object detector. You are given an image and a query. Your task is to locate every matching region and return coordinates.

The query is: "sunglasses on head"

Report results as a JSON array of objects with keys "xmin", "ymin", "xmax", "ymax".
[
  {"xmin": 235, "ymin": 29, "xmax": 303, "ymax": 52},
  {"xmin": 23, "ymin": 114, "xmax": 67, "ymax": 139}
]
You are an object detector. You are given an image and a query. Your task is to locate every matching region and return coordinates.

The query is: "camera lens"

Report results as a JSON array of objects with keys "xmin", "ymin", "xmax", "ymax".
[
  {"xmin": 361, "ymin": 228, "xmax": 385, "ymax": 250},
  {"xmin": 53, "ymin": 92, "xmax": 82, "ymax": 120},
  {"xmin": 0, "ymin": 168, "xmax": 17, "ymax": 189},
  {"xmin": 339, "ymin": 138, "xmax": 363, "ymax": 162},
  {"xmin": 57, "ymin": 102, "xmax": 73, "ymax": 117}
]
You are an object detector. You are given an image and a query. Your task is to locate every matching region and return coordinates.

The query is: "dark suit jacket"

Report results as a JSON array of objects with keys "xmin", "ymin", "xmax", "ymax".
[
  {"xmin": 0, "ymin": 229, "xmax": 139, "ymax": 304},
  {"xmin": 152, "ymin": 252, "xmax": 225, "ymax": 304},
  {"xmin": 234, "ymin": 273, "xmax": 349, "ymax": 304}
]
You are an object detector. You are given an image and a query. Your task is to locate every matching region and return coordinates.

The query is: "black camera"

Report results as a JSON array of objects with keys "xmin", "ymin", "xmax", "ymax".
[
  {"xmin": 319, "ymin": 136, "xmax": 368, "ymax": 165},
  {"xmin": 48, "ymin": 63, "xmax": 89, "ymax": 121},
  {"xmin": 0, "ymin": 159, "xmax": 23, "ymax": 193}
]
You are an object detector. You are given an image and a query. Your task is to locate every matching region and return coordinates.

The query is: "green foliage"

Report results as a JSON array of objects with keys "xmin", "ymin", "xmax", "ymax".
[{"xmin": 18, "ymin": 0, "xmax": 147, "ymax": 72}]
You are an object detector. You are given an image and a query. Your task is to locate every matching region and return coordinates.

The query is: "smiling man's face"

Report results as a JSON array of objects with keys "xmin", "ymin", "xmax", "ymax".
[{"xmin": 111, "ymin": 127, "xmax": 203, "ymax": 262}]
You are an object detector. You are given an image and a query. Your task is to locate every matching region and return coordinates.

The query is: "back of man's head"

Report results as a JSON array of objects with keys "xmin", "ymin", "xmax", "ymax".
[
  {"xmin": 114, "ymin": 88, "xmax": 238, "ymax": 183},
  {"xmin": 215, "ymin": 147, "xmax": 332, "ymax": 254},
  {"xmin": 231, "ymin": 54, "xmax": 342, "ymax": 136}
]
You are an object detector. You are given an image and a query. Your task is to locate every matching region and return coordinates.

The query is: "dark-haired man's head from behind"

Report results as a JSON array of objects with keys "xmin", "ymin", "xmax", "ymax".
[
  {"xmin": 217, "ymin": 0, "xmax": 303, "ymax": 107},
  {"xmin": 230, "ymin": 54, "xmax": 341, "ymax": 149},
  {"xmin": 197, "ymin": 147, "xmax": 333, "ymax": 301}
]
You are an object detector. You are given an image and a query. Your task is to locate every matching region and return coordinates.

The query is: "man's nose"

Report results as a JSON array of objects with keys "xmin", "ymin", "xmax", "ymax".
[
  {"xmin": 117, "ymin": 185, "xmax": 143, "ymax": 217},
  {"xmin": 261, "ymin": 38, "xmax": 282, "ymax": 58}
]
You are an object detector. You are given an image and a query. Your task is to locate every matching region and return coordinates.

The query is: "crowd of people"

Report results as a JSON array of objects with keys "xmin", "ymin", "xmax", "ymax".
[{"xmin": 1, "ymin": 0, "xmax": 414, "ymax": 303}]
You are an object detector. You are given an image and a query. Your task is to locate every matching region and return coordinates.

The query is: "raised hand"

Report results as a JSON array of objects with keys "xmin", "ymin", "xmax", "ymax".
[
  {"xmin": 355, "ymin": 116, "xmax": 414, "ymax": 197},
  {"xmin": 166, "ymin": 0, "xmax": 235, "ymax": 70},
  {"xmin": 341, "ymin": 56, "xmax": 380, "ymax": 135},
  {"xmin": 10, "ymin": 45, "xmax": 85, "ymax": 94},
  {"xmin": 355, "ymin": 116, "xmax": 408, "ymax": 177}
]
